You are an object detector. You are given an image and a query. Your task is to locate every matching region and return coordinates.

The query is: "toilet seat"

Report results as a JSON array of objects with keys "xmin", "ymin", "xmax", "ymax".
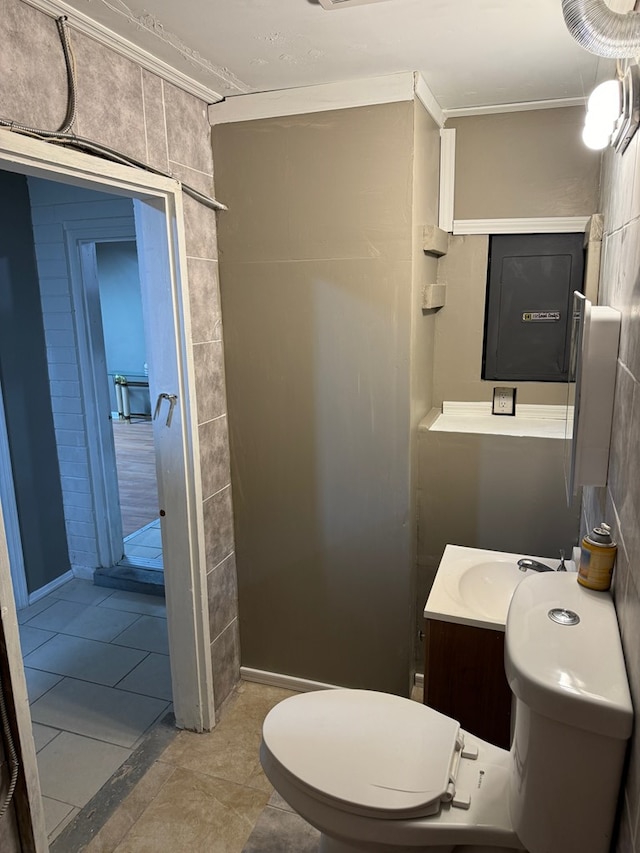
[{"xmin": 262, "ymin": 689, "xmax": 475, "ymax": 820}]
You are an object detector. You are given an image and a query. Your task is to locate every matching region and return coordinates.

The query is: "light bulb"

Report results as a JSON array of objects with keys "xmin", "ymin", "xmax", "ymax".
[
  {"xmin": 582, "ymin": 123, "xmax": 611, "ymax": 150},
  {"xmin": 587, "ymin": 80, "xmax": 622, "ymax": 123}
]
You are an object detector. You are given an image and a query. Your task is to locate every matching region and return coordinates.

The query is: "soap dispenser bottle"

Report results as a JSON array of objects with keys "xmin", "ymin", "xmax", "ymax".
[{"xmin": 578, "ymin": 523, "xmax": 617, "ymax": 591}]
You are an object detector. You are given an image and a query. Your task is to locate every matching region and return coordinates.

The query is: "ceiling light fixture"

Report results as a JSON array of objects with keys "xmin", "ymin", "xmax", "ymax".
[{"xmin": 582, "ymin": 64, "xmax": 640, "ymax": 153}]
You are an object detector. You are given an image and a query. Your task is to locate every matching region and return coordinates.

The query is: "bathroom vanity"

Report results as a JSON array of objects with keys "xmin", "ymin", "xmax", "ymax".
[
  {"xmin": 423, "ymin": 618, "xmax": 511, "ymax": 748},
  {"xmin": 423, "ymin": 545, "xmax": 570, "ymax": 749}
]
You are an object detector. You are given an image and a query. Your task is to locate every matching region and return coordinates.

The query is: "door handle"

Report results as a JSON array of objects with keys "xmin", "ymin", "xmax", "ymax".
[{"xmin": 153, "ymin": 393, "xmax": 178, "ymax": 427}]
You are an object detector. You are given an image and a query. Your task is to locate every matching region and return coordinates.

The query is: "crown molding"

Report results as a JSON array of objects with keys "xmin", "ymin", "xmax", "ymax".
[
  {"xmin": 414, "ymin": 73, "xmax": 445, "ymax": 128},
  {"xmin": 208, "ymin": 72, "xmax": 419, "ymax": 125},
  {"xmin": 453, "ymin": 217, "xmax": 590, "ymax": 235},
  {"xmin": 444, "ymin": 96, "xmax": 585, "ymax": 119},
  {"xmin": 23, "ymin": 0, "xmax": 226, "ymax": 104}
]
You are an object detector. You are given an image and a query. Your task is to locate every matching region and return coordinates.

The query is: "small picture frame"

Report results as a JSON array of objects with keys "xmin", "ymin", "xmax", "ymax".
[{"xmin": 492, "ymin": 386, "xmax": 517, "ymax": 416}]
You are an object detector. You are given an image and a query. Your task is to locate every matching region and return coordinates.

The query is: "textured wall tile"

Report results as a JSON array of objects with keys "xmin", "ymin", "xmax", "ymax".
[
  {"xmin": 0, "ymin": 2, "xmax": 69, "ymax": 130},
  {"xmin": 612, "ymin": 138, "xmax": 637, "ymax": 234},
  {"xmin": 142, "ymin": 71, "xmax": 169, "ymax": 172},
  {"xmin": 72, "ymin": 32, "xmax": 146, "ymax": 164},
  {"xmin": 199, "ymin": 416, "xmax": 230, "ymax": 500},
  {"xmin": 207, "ymin": 553, "xmax": 238, "ymax": 641},
  {"xmin": 618, "ymin": 382, "xmax": 640, "ymax": 560},
  {"xmin": 613, "ymin": 795, "xmax": 636, "ymax": 853},
  {"xmin": 600, "ymin": 229, "xmax": 622, "ymax": 309},
  {"xmin": 193, "ymin": 340, "xmax": 226, "ymax": 424},
  {"xmin": 183, "ymin": 194, "xmax": 219, "ymax": 260},
  {"xmin": 211, "ymin": 619, "xmax": 241, "ymax": 707},
  {"xmin": 203, "ymin": 485, "xmax": 234, "ymax": 570},
  {"xmin": 582, "ymin": 485, "xmax": 606, "ymax": 534},
  {"xmin": 619, "ymin": 220, "xmax": 640, "ymax": 381},
  {"xmin": 170, "ymin": 161, "xmax": 215, "ymax": 198},
  {"xmin": 187, "ymin": 258, "xmax": 222, "ymax": 344},
  {"xmin": 619, "ymin": 575, "xmax": 640, "ymax": 790},
  {"xmin": 605, "ymin": 127, "xmax": 640, "ymax": 853},
  {"xmin": 608, "ymin": 363, "xmax": 635, "ymax": 513},
  {"xmin": 610, "ymin": 527, "xmax": 630, "ymax": 612},
  {"xmin": 163, "ymin": 82, "xmax": 213, "ymax": 175}
]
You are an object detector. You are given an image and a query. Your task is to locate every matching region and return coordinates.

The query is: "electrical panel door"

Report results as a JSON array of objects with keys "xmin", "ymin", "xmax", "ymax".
[{"xmin": 483, "ymin": 233, "xmax": 585, "ymax": 382}]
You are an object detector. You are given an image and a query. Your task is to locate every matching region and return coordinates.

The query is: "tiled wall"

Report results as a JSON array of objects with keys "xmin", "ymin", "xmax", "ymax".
[
  {"xmin": 585, "ymin": 125, "xmax": 640, "ymax": 850},
  {"xmin": 1, "ymin": 0, "xmax": 239, "ymax": 708}
]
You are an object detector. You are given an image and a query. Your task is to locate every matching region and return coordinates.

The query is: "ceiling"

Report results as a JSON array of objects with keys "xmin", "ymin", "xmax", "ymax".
[{"xmin": 58, "ymin": 0, "xmax": 621, "ymax": 111}]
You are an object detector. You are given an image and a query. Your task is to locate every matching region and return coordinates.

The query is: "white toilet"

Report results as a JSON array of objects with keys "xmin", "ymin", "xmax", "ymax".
[{"xmin": 260, "ymin": 573, "xmax": 633, "ymax": 853}]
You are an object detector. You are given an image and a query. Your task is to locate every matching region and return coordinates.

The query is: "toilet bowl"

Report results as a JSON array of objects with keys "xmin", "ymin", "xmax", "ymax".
[{"xmin": 260, "ymin": 573, "xmax": 633, "ymax": 853}]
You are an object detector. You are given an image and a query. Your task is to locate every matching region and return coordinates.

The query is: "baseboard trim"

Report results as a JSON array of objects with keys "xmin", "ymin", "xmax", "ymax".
[
  {"xmin": 28, "ymin": 569, "xmax": 74, "ymax": 604},
  {"xmin": 240, "ymin": 667, "xmax": 340, "ymax": 693}
]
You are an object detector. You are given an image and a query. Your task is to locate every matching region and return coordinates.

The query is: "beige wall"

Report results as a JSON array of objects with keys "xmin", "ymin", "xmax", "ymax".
[
  {"xmin": 0, "ymin": 4, "xmax": 238, "ymax": 811},
  {"xmin": 432, "ymin": 109, "xmax": 601, "ymax": 407},
  {"xmin": 416, "ymin": 424, "xmax": 581, "ymax": 661},
  {"xmin": 448, "ymin": 107, "xmax": 601, "ymax": 220},
  {"xmin": 213, "ymin": 101, "xmax": 438, "ymax": 694},
  {"xmin": 408, "ymin": 100, "xmax": 441, "ymax": 652},
  {"xmin": 434, "ymin": 235, "xmax": 574, "ymax": 406},
  {"xmin": 586, "ymin": 123, "xmax": 640, "ymax": 851}
]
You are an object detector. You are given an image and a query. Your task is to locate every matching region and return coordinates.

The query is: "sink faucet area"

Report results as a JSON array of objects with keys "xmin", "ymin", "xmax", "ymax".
[
  {"xmin": 517, "ymin": 557, "xmax": 556, "ymax": 572},
  {"xmin": 424, "ymin": 544, "xmax": 575, "ymax": 631}
]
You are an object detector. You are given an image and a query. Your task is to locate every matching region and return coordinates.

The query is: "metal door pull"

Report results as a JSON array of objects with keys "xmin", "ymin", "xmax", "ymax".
[{"xmin": 154, "ymin": 393, "xmax": 178, "ymax": 427}]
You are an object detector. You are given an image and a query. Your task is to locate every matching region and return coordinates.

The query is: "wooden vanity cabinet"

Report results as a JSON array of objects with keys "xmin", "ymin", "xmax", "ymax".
[{"xmin": 423, "ymin": 618, "xmax": 512, "ymax": 749}]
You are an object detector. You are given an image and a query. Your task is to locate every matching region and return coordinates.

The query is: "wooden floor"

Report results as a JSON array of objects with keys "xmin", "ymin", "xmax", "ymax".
[{"xmin": 112, "ymin": 420, "xmax": 160, "ymax": 537}]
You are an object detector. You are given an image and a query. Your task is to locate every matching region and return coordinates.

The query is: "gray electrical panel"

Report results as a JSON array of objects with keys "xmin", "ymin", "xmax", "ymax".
[{"xmin": 483, "ymin": 233, "xmax": 585, "ymax": 382}]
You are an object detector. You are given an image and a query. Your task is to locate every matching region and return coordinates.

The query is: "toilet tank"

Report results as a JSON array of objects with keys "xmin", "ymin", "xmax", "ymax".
[{"xmin": 505, "ymin": 573, "xmax": 633, "ymax": 853}]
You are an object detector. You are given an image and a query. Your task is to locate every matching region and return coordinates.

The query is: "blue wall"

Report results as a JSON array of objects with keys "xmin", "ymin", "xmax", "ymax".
[
  {"xmin": 96, "ymin": 241, "xmax": 150, "ymax": 415},
  {"xmin": 0, "ymin": 171, "xmax": 70, "ymax": 593}
]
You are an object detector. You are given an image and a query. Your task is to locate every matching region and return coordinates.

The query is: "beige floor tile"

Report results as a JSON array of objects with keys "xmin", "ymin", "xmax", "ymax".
[
  {"xmin": 112, "ymin": 767, "xmax": 269, "ymax": 853},
  {"xmin": 159, "ymin": 681, "xmax": 294, "ymax": 788},
  {"xmin": 159, "ymin": 726, "xmax": 263, "ymax": 788}
]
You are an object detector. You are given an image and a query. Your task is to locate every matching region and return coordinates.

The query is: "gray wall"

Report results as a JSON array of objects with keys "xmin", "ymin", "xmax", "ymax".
[
  {"xmin": 1, "ymin": 0, "xmax": 238, "ymax": 763},
  {"xmin": 587, "ymin": 119, "xmax": 640, "ymax": 852},
  {"xmin": 213, "ymin": 101, "xmax": 437, "ymax": 694},
  {"xmin": 0, "ymin": 170, "xmax": 70, "ymax": 593}
]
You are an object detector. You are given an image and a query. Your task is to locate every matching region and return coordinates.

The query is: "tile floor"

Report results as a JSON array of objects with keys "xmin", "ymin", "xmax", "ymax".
[
  {"xmin": 60, "ymin": 681, "xmax": 425, "ymax": 852},
  {"xmin": 72, "ymin": 681, "xmax": 302, "ymax": 853},
  {"xmin": 18, "ymin": 577, "xmax": 424, "ymax": 852},
  {"xmin": 121, "ymin": 519, "xmax": 163, "ymax": 572},
  {"xmin": 17, "ymin": 578, "xmax": 172, "ymax": 844}
]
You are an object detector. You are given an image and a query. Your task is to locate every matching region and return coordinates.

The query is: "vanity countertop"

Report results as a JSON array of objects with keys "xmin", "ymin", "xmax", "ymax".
[{"xmin": 424, "ymin": 544, "xmax": 575, "ymax": 632}]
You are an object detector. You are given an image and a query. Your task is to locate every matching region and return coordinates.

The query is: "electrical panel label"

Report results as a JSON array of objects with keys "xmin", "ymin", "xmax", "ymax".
[{"xmin": 522, "ymin": 311, "xmax": 561, "ymax": 322}]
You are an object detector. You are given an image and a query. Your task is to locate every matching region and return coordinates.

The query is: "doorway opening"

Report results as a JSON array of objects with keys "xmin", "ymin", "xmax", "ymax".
[
  {"xmin": 0, "ymin": 130, "xmax": 214, "ymax": 850},
  {"xmin": 90, "ymin": 236, "xmax": 164, "ymax": 594}
]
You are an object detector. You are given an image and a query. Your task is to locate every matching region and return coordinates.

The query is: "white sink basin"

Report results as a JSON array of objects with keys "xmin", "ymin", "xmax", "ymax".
[
  {"xmin": 425, "ymin": 545, "xmax": 573, "ymax": 631},
  {"xmin": 447, "ymin": 559, "xmax": 528, "ymax": 622}
]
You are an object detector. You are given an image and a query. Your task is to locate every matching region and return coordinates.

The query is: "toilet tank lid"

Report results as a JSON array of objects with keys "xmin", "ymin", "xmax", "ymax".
[{"xmin": 505, "ymin": 574, "xmax": 633, "ymax": 740}]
